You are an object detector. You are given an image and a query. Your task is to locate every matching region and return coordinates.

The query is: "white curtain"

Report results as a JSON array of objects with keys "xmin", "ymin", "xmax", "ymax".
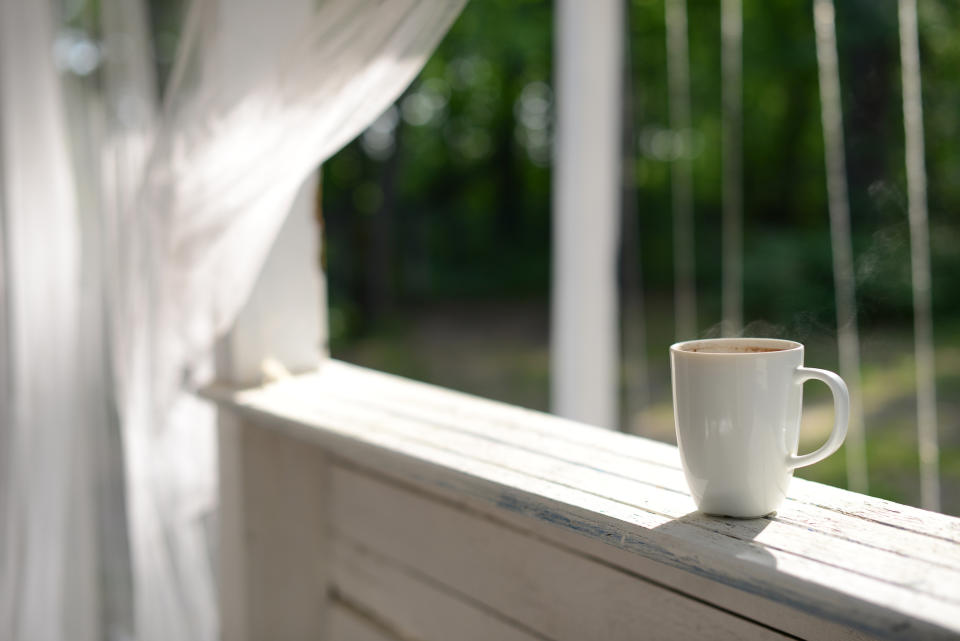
[
  {"xmin": 0, "ymin": 1, "xmax": 99, "ymax": 639},
  {"xmin": 0, "ymin": 0, "xmax": 467, "ymax": 639}
]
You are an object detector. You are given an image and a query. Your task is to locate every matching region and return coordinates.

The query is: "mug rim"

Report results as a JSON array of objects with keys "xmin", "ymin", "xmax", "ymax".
[{"xmin": 670, "ymin": 337, "xmax": 803, "ymax": 355}]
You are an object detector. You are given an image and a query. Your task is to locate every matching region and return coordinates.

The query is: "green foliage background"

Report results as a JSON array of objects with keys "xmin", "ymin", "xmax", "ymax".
[{"xmin": 323, "ymin": 0, "xmax": 960, "ymax": 341}]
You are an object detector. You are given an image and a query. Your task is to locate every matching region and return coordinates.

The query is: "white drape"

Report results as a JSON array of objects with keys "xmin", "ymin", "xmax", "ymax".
[
  {"xmin": 0, "ymin": 1, "xmax": 99, "ymax": 639},
  {"xmin": 0, "ymin": 0, "xmax": 467, "ymax": 639}
]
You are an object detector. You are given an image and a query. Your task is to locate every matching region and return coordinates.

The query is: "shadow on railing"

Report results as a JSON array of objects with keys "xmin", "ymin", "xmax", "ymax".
[{"xmin": 651, "ymin": 511, "xmax": 777, "ymax": 569}]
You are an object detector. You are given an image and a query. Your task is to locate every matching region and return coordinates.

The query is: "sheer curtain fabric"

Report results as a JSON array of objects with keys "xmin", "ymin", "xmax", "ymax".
[{"xmin": 0, "ymin": 0, "xmax": 467, "ymax": 639}]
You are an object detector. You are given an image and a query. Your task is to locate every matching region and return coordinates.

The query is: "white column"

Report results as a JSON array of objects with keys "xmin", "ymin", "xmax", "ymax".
[
  {"xmin": 220, "ymin": 171, "xmax": 326, "ymax": 384},
  {"xmin": 551, "ymin": 0, "xmax": 623, "ymax": 429},
  {"xmin": 218, "ymin": 171, "xmax": 329, "ymax": 639}
]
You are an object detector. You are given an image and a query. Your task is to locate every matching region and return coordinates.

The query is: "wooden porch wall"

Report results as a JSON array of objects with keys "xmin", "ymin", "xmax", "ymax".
[{"xmin": 209, "ymin": 361, "xmax": 960, "ymax": 641}]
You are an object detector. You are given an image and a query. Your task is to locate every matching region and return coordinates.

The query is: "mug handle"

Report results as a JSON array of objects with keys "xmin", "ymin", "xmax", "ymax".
[{"xmin": 787, "ymin": 367, "xmax": 850, "ymax": 469}]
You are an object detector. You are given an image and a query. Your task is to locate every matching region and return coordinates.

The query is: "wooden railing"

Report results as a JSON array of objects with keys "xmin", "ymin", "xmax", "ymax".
[{"xmin": 207, "ymin": 360, "xmax": 960, "ymax": 641}]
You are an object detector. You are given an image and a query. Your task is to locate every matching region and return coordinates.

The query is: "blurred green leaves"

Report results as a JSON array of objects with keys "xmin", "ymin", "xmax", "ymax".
[{"xmin": 323, "ymin": 0, "xmax": 960, "ymax": 340}]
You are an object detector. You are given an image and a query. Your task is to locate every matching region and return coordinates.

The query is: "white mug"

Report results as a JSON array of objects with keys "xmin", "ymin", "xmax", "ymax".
[{"xmin": 670, "ymin": 338, "xmax": 849, "ymax": 518}]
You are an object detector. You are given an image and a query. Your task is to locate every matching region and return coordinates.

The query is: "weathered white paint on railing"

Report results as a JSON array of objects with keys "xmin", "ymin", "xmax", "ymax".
[
  {"xmin": 208, "ymin": 360, "xmax": 960, "ymax": 640},
  {"xmin": 333, "ymin": 536, "xmax": 544, "ymax": 641},
  {"xmin": 218, "ymin": 412, "xmax": 330, "ymax": 641},
  {"xmin": 333, "ymin": 467, "xmax": 787, "ymax": 641},
  {"xmin": 304, "ymin": 363, "xmax": 960, "ymax": 571}
]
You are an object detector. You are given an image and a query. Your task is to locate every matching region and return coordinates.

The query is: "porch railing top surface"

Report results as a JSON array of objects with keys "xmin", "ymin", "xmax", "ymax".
[{"xmin": 207, "ymin": 359, "xmax": 960, "ymax": 640}]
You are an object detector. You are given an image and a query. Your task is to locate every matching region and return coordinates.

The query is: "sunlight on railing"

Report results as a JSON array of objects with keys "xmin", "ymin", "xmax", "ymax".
[
  {"xmin": 812, "ymin": 0, "xmax": 869, "ymax": 495},
  {"xmin": 897, "ymin": 0, "xmax": 940, "ymax": 512}
]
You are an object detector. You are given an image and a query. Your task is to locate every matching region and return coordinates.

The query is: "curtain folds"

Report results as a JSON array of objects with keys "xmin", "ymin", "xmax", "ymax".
[
  {"xmin": 0, "ymin": 0, "xmax": 467, "ymax": 639},
  {"xmin": 0, "ymin": 1, "xmax": 98, "ymax": 639}
]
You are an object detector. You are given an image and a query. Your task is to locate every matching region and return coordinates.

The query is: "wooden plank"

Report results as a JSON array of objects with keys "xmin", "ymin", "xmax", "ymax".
[
  {"xmin": 218, "ymin": 413, "xmax": 330, "ymax": 641},
  {"xmin": 333, "ymin": 537, "xmax": 545, "ymax": 641},
  {"xmin": 315, "ymin": 362, "xmax": 960, "ymax": 542},
  {"xmin": 331, "ymin": 466, "xmax": 790, "ymax": 641},
  {"xmin": 788, "ymin": 480, "xmax": 960, "ymax": 543},
  {"xmin": 207, "ymin": 365, "xmax": 960, "ymax": 639},
  {"xmin": 429, "ymin": 482, "xmax": 877, "ymax": 641},
  {"xmin": 313, "ymin": 359, "xmax": 682, "ymax": 464},
  {"xmin": 329, "ymin": 601, "xmax": 399, "ymax": 641},
  {"xmin": 336, "ymin": 360, "xmax": 960, "ymax": 541},
  {"xmin": 313, "ymin": 363, "xmax": 960, "ymax": 569},
  {"xmin": 260, "ymin": 382, "xmax": 960, "ymax": 605},
  {"xmin": 211, "ymin": 380, "xmax": 960, "ymax": 639}
]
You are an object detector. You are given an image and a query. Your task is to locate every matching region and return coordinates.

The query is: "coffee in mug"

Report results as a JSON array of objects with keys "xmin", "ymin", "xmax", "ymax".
[{"xmin": 670, "ymin": 338, "xmax": 849, "ymax": 518}]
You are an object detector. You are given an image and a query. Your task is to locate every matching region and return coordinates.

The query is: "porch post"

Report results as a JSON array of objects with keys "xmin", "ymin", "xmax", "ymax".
[
  {"xmin": 551, "ymin": 0, "xmax": 623, "ymax": 429},
  {"xmin": 217, "ymin": 170, "xmax": 331, "ymax": 640}
]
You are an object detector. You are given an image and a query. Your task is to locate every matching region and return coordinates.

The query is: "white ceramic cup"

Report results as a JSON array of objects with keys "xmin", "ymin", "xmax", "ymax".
[{"xmin": 670, "ymin": 337, "xmax": 849, "ymax": 518}]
